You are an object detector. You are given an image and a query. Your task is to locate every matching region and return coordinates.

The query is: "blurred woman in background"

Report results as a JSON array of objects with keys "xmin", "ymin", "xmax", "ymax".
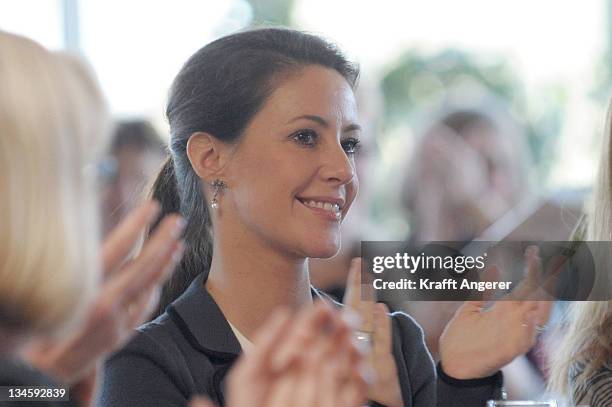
[
  {"xmin": 101, "ymin": 120, "xmax": 166, "ymax": 236},
  {"xmin": 399, "ymin": 105, "xmax": 532, "ymax": 356},
  {"xmin": 401, "ymin": 105, "xmax": 531, "ymax": 243},
  {"xmin": 399, "ymin": 104, "xmax": 548, "ymax": 400}
]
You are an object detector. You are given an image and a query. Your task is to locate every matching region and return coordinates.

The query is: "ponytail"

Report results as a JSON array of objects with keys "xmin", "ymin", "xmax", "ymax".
[{"xmin": 149, "ymin": 155, "xmax": 213, "ymax": 316}]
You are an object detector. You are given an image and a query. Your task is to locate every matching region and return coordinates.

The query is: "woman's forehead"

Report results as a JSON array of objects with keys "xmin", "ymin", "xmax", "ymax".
[{"xmin": 262, "ymin": 65, "xmax": 359, "ymax": 126}]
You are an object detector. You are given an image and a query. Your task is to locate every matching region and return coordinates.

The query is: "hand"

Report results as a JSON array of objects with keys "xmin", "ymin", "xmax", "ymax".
[
  {"xmin": 439, "ymin": 246, "xmax": 553, "ymax": 379},
  {"xmin": 343, "ymin": 258, "xmax": 403, "ymax": 407},
  {"xmin": 420, "ymin": 128, "xmax": 489, "ymax": 208},
  {"xmin": 22, "ymin": 201, "xmax": 185, "ymax": 384},
  {"xmin": 225, "ymin": 301, "xmax": 368, "ymax": 407}
]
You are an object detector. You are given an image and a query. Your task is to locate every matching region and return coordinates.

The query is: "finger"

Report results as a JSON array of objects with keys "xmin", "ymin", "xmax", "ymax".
[
  {"xmin": 100, "ymin": 201, "xmax": 160, "ymax": 275},
  {"xmin": 539, "ymin": 253, "xmax": 568, "ymax": 299},
  {"xmin": 458, "ymin": 264, "xmax": 501, "ymax": 313},
  {"xmin": 234, "ymin": 308, "xmax": 292, "ymax": 381},
  {"xmin": 373, "ymin": 303, "xmax": 392, "ymax": 356},
  {"xmin": 109, "ymin": 238, "xmax": 181, "ymax": 311},
  {"xmin": 509, "ymin": 246, "xmax": 541, "ymax": 300},
  {"xmin": 267, "ymin": 373, "xmax": 298, "ymax": 407},
  {"xmin": 533, "ymin": 300, "xmax": 553, "ymax": 327},
  {"xmin": 126, "ymin": 285, "xmax": 162, "ymax": 329},
  {"xmin": 330, "ymin": 313, "xmax": 367, "ymax": 391},
  {"xmin": 109, "ymin": 216, "xmax": 185, "ymax": 304},
  {"xmin": 294, "ymin": 336, "xmax": 328, "ymax": 407},
  {"xmin": 339, "ymin": 382, "xmax": 364, "ymax": 407},
  {"xmin": 479, "ymin": 264, "xmax": 501, "ymax": 303},
  {"xmin": 343, "ymin": 258, "xmax": 375, "ymax": 332},
  {"xmin": 521, "ymin": 308, "xmax": 540, "ymax": 348},
  {"xmin": 317, "ymin": 328, "xmax": 365, "ymax": 407},
  {"xmin": 524, "ymin": 246, "xmax": 542, "ymax": 298},
  {"xmin": 318, "ymin": 354, "xmax": 338, "ymax": 407},
  {"xmin": 270, "ymin": 301, "xmax": 334, "ymax": 373},
  {"xmin": 343, "ymin": 258, "xmax": 362, "ymax": 309},
  {"xmin": 359, "ymin": 280, "xmax": 376, "ymax": 333}
]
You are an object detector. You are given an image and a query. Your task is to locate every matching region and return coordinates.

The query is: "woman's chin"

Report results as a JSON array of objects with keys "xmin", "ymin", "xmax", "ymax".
[{"xmin": 304, "ymin": 241, "xmax": 340, "ymax": 259}]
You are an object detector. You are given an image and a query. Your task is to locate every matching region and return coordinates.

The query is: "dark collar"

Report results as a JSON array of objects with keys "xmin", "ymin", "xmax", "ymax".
[
  {"xmin": 167, "ymin": 273, "xmax": 333, "ymax": 361},
  {"xmin": 167, "ymin": 273, "xmax": 241, "ymax": 361}
]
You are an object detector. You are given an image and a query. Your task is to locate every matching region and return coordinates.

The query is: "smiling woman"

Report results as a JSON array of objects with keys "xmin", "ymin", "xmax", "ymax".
[{"xmin": 99, "ymin": 27, "xmax": 546, "ymax": 407}]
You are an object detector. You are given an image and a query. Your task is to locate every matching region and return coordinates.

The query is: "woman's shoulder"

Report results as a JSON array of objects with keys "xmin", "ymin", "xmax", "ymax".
[
  {"xmin": 100, "ymin": 312, "xmax": 197, "ymax": 406},
  {"xmin": 110, "ymin": 312, "xmax": 185, "ymax": 362},
  {"xmin": 572, "ymin": 362, "xmax": 612, "ymax": 407}
]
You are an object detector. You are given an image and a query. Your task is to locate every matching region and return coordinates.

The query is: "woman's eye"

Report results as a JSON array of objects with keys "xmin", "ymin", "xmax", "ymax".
[
  {"xmin": 292, "ymin": 130, "xmax": 318, "ymax": 147},
  {"xmin": 341, "ymin": 137, "xmax": 361, "ymax": 155}
]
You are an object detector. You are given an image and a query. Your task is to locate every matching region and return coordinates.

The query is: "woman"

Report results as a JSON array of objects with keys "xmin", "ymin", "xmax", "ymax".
[
  {"xmin": 548, "ymin": 103, "xmax": 612, "ymax": 406},
  {"xmin": 101, "ymin": 27, "xmax": 551, "ymax": 407}
]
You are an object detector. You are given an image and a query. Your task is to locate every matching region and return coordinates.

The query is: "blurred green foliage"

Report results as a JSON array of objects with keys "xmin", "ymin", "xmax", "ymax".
[
  {"xmin": 591, "ymin": 0, "xmax": 612, "ymax": 104},
  {"xmin": 245, "ymin": 0, "xmax": 296, "ymax": 25},
  {"xmin": 380, "ymin": 49, "xmax": 566, "ymax": 180}
]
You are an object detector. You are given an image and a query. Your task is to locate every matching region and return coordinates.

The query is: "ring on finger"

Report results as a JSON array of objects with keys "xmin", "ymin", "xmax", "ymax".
[{"xmin": 353, "ymin": 329, "xmax": 373, "ymax": 353}]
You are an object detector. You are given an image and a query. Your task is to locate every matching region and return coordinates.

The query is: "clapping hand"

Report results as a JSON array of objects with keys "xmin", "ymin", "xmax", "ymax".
[
  {"xmin": 192, "ymin": 301, "xmax": 368, "ymax": 407},
  {"xmin": 343, "ymin": 258, "xmax": 404, "ymax": 407},
  {"xmin": 439, "ymin": 246, "xmax": 553, "ymax": 379},
  {"xmin": 22, "ymin": 201, "xmax": 185, "ymax": 400}
]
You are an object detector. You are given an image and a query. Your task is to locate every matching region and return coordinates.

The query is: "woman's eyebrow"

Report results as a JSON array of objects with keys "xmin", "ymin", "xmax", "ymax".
[
  {"xmin": 343, "ymin": 123, "xmax": 362, "ymax": 133},
  {"xmin": 287, "ymin": 114, "xmax": 362, "ymax": 132}
]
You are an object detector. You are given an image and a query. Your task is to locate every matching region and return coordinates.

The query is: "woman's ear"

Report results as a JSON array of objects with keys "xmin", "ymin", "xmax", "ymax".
[{"xmin": 186, "ymin": 132, "xmax": 228, "ymax": 181}]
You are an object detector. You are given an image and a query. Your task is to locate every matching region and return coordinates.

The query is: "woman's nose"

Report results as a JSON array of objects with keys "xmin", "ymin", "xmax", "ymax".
[{"xmin": 319, "ymin": 142, "xmax": 356, "ymax": 185}]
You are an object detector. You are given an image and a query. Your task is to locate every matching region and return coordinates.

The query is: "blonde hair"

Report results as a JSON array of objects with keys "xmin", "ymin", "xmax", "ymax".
[
  {"xmin": 0, "ymin": 31, "xmax": 109, "ymax": 338},
  {"xmin": 548, "ymin": 101, "xmax": 612, "ymax": 397}
]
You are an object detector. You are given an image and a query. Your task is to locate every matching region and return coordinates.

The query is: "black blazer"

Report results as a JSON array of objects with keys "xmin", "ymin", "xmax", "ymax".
[{"xmin": 99, "ymin": 273, "xmax": 503, "ymax": 406}]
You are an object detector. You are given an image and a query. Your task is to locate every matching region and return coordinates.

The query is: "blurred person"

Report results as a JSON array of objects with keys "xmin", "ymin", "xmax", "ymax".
[
  {"xmin": 101, "ymin": 27, "xmax": 551, "ymax": 407},
  {"xmin": 101, "ymin": 120, "xmax": 166, "ymax": 236},
  {"xmin": 0, "ymin": 30, "xmax": 185, "ymax": 406},
  {"xmin": 399, "ymin": 105, "xmax": 547, "ymax": 399},
  {"xmin": 402, "ymin": 106, "xmax": 531, "ymax": 243},
  {"xmin": 400, "ymin": 105, "xmax": 533, "ymax": 356},
  {"xmin": 548, "ymin": 102, "xmax": 612, "ymax": 406}
]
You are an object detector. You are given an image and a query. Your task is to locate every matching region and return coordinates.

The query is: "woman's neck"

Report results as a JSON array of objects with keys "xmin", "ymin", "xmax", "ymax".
[{"xmin": 205, "ymin": 226, "xmax": 313, "ymax": 341}]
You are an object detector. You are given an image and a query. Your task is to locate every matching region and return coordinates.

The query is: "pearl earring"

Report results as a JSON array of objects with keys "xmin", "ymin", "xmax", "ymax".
[{"xmin": 210, "ymin": 179, "xmax": 226, "ymax": 209}]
